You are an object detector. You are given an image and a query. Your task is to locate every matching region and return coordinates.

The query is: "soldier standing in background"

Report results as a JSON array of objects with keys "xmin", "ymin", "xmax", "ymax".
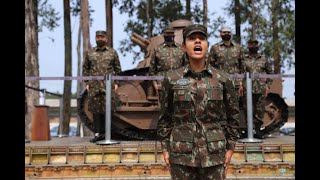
[
  {"xmin": 82, "ymin": 30, "xmax": 122, "ymax": 143},
  {"xmin": 148, "ymin": 27, "xmax": 185, "ymax": 98},
  {"xmin": 242, "ymin": 39, "xmax": 273, "ymax": 138},
  {"xmin": 157, "ymin": 24, "xmax": 240, "ymax": 179},
  {"xmin": 208, "ymin": 25, "xmax": 245, "ymax": 96}
]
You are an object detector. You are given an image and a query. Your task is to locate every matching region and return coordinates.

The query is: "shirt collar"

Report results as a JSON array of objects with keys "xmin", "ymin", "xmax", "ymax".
[
  {"xmin": 163, "ymin": 42, "xmax": 178, "ymax": 47},
  {"xmin": 182, "ymin": 62, "xmax": 213, "ymax": 78},
  {"xmin": 219, "ymin": 40, "xmax": 236, "ymax": 47},
  {"xmin": 94, "ymin": 46, "xmax": 108, "ymax": 51}
]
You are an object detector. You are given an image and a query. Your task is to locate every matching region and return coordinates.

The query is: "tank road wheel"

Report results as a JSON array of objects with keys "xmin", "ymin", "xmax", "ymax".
[
  {"xmin": 239, "ymin": 93, "xmax": 289, "ymax": 139},
  {"xmin": 260, "ymin": 93, "xmax": 289, "ymax": 137}
]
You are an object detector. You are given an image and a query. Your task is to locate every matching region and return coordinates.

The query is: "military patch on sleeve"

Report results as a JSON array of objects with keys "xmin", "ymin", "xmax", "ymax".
[{"xmin": 177, "ymin": 78, "xmax": 190, "ymax": 86}]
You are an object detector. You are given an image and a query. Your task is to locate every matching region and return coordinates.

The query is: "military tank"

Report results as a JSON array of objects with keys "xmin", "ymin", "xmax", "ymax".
[{"xmin": 78, "ymin": 19, "xmax": 288, "ymax": 140}]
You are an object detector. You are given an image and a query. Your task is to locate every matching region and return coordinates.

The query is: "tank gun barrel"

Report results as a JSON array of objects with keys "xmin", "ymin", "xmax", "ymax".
[
  {"xmin": 131, "ymin": 32, "xmax": 150, "ymax": 50},
  {"xmin": 130, "ymin": 36, "xmax": 148, "ymax": 50}
]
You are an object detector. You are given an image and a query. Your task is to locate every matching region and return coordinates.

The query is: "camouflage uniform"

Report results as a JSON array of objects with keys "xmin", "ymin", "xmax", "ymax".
[
  {"xmin": 82, "ymin": 31, "xmax": 122, "ymax": 135},
  {"xmin": 157, "ymin": 63, "xmax": 240, "ymax": 179},
  {"xmin": 148, "ymin": 28, "xmax": 186, "ymax": 97},
  {"xmin": 208, "ymin": 40, "xmax": 244, "ymax": 87},
  {"xmin": 149, "ymin": 43, "xmax": 185, "ymax": 76},
  {"xmin": 242, "ymin": 52, "xmax": 273, "ymax": 132}
]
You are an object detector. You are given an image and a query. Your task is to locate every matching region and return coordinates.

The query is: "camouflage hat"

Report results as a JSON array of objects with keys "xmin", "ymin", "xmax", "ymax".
[
  {"xmin": 163, "ymin": 27, "xmax": 175, "ymax": 34},
  {"xmin": 183, "ymin": 24, "xmax": 208, "ymax": 39},
  {"xmin": 248, "ymin": 39, "xmax": 259, "ymax": 44},
  {"xmin": 96, "ymin": 30, "xmax": 107, "ymax": 37},
  {"xmin": 220, "ymin": 25, "xmax": 232, "ymax": 32}
]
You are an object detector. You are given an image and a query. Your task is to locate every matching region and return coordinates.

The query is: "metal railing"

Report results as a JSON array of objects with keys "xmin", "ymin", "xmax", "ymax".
[{"xmin": 25, "ymin": 73, "xmax": 295, "ymax": 144}]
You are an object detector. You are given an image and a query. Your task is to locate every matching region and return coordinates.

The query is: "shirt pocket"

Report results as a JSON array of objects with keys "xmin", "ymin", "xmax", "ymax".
[
  {"xmin": 172, "ymin": 86, "xmax": 192, "ymax": 121},
  {"xmin": 207, "ymin": 84, "xmax": 224, "ymax": 119},
  {"xmin": 203, "ymin": 123, "xmax": 226, "ymax": 154},
  {"xmin": 170, "ymin": 124, "xmax": 195, "ymax": 154}
]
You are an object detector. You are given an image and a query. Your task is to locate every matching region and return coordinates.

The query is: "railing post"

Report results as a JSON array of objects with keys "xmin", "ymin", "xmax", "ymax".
[
  {"xmin": 238, "ymin": 72, "xmax": 263, "ymax": 143},
  {"xmin": 96, "ymin": 74, "xmax": 119, "ymax": 145}
]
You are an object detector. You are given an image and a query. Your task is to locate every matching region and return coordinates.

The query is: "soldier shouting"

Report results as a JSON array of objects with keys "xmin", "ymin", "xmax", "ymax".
[{"xmin": 157, "ymin": 24, "xmax": 240, "ymax": 179}]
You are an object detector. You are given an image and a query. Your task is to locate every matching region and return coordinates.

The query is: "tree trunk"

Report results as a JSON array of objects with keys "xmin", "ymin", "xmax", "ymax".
[
  {"xmin": 186, "ymin": 0, "xmax": 191, "ymax": 20},
  {"xmin": 234, "ymin": 0, "xmax": 241, "ymax": 44},
  {"xmin": 251, "ymin": 0, "xmax": 256, "ymax": 39},
  {"xmin": 106, "ymin": 0, "xmax": 113, "ymax": 47},
  {"xmin": 203, "ymin": 0, "xmax": 207, "ymax": 27},
  {"xmin": 81, "ymin": 0, "xmax": 92, "ymax": 136},
  {"xmin": 62, "ymin": 0, "xmax": 72, "ymax": 135},
  {"xmin": 146, "ymin": 0, "xmax": 152, "ymax": 38},
  {"xmin": 25, "ymin": 0, "xmax": 40, "ymax": 140},
  {"xmin": 81, "ymin": 0, "xmax": 91, "ymax": 56},
  {"xmin": 272, "ymin": 0, "xmax": 280, "ymax": 73}
]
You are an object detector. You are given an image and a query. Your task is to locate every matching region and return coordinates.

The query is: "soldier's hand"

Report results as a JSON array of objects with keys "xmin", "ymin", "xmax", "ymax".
[
  {"xmin": 238, "ymin": 85, "xmax": 243, "ymax": 96},
  {"xmin": 153, "ymin": 82, "xmax": 159, "ymax": 95},
  {"xmin": 163, "ymin": 151, "xmax": 170, "ymax": 169},
  {"xmin": 114, "ymin": 84, "xmax": 118, "ymax": 91},
  {"xmin": 224, "ymin": 150, "xmax": 233, "ymax": 175},
  {"xmin": 265, "ymin": 86, "xmax": 270, "ymax": 96},
  {"xmin": 86, "ymin": 85, "xmax": 90, "ymax": 92}
]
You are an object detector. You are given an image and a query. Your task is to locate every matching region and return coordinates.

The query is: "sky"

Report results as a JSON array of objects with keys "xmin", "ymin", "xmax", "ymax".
[{"xmin": 38, "ymin": 0, "xmax": 295, "ymax": 99}]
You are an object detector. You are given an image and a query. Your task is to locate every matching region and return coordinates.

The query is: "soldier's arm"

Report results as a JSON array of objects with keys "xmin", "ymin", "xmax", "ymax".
[
  {"xmin": 238, "ymin": 46, "xmax": 246, "ymax": 74},
  {"xmin": 113, "ymin": 50, "xmax": 122, "ymax": 75},
  {"xmin": 264, "ymin": 57, "xmax": 273, "ymax": 87},
  {"xmin": 148, "ymin": 48, "xmax": 158, "ymax": 76},
  {"xmin": 113, "ymin": 50, "xmax": 121, "ymax": 87},
  {"xmin": 223, "ymin": 78, "xmax": 241, "ymax": 151},
  {"xmin": 148, "ymin": 48, "xmax": 159, "ymax": 89},
  {"xmin": 157, "ymin": 76, "xmax": 173, "ymax": 152},
  {"xmin": 238, "ymin": 46, "xmax": 246, "ymax": 89},
  {"xmin": 82, "ymin": 51, "xmax": 91, "ymax": 84}
]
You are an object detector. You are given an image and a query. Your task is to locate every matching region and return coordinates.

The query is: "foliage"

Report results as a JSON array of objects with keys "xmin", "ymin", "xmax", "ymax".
[
  {"xmin": 223, "ymin": 0, "xmax": 295, "ymax": 72},
  {"xmin": 70, "ymin": 0, "xmax": 95, "ymax": 26},
  {"xmin": 116, "ymin": 0, "xmax": 187, "ymax": 63},
  {"xmin": 37, "ymin": 0, "xmax": 61, "ymax": 32}
]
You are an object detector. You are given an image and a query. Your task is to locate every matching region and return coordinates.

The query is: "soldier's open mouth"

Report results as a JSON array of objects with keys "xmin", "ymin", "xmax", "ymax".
[{"xmin": 194, "ymin": 46, "xmax": 202, "ymax": 54}]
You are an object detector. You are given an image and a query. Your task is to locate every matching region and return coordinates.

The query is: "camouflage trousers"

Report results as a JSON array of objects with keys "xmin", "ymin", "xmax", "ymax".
[
  {"xmin": 241, "ymin": 93, "xmax": 265, "ymax": 127},
  {"xmin": 88, "ymin": 91, "xmax": 106, "ymax": 113},
  {"xmin": 170, "ymin": 164, "xmax": 225, "ymax": 180}
]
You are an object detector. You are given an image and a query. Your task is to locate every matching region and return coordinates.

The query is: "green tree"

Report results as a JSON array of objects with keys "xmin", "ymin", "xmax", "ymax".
[
  {"xmin": 116, "ymin": 0, "xmax": 208, "ymax": 63},
  {"xmin": 37, "ymin": 0, "xmax": 61, "ymax": 33},
  {"xmin": 224, "ymin": 0, "xmax": 295, "ymax": 72}
]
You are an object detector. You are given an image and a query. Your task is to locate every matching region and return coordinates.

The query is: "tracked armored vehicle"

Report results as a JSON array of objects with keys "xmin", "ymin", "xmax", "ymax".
[{"xmin": 78, "ymin": 19, "xmax": 288, "ymax": 140}]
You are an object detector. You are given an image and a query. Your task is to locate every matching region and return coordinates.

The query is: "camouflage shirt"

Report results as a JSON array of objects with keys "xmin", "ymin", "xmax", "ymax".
[
  {"xmin": 208, "ymin": 40, "xmax": 244, "ymax": 86},
  {"xmin": 149, "ymin": 42, "xmax": 185, "ymax": 76},
  {"xmin": 242, "ymin": 53, "xmax": 273, "ymax": 94},
  {"xmin": 82, "ymin": 46, "xmax": 121, "ymax": 113},
  {"xmin": 157, "ymin": 63, "xmax": 240, "ymax": 167},
  {"xmin": 83, "ymin": 45, "xmax": 122, "ymax": 93}
]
